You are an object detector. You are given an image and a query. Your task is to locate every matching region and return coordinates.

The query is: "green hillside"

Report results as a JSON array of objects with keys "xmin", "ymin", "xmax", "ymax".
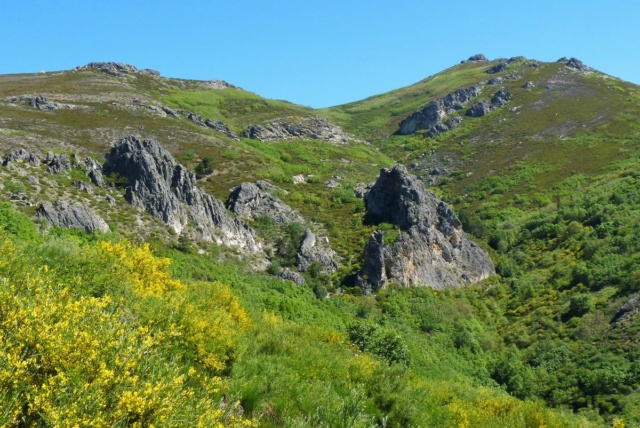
[{"xmin": 1, "ymin": 57, "xmax": 640, "ymax": 426}]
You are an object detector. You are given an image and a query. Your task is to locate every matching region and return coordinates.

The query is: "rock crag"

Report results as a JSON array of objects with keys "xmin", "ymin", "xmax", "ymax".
[
  {"xmin": 84, "ymin": 62, "xmax": 160, "ymax": 77},
  {"xmin": 397, "ymin": 85, "xmax": 480, "ymax": 135},
  {"xmin": 103, "ymin": 135, "xmax": 261, "ymax": 252},
  {"xmin": 356, "ymin": 165, "xmax": 494, "ymax": 293},
  {"xmin": 37, "ymin": 201, "xmax": 109, "ymax": 234},
  {"xmin": 226, "ymin": 182, "xmax": 302, "ymax": 225},
  {"xmin": 243, "ymin": 116, "xmax": 355, "ymax": 144},
  {"xmin": 466, "ymin": 88, "xmax": 511, "ymax": 117}
]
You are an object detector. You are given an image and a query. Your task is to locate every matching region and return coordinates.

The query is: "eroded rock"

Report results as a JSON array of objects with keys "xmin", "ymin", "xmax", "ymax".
[
  {"xmin": 37, "ymin": 201, "xmax": 109, "ymax": 234},
  {"xmin": 397, "ymin": 85, "xmax": 480, "ymax": 135},
  {"xmin": 103, "ymin": 135, "xmax": 261, "ymax": 252},
  {"xmin": 243, "ymin": 116, "xmax": 355, "ymax": 144},
  {"xmin": 226, "ymin": 182, "xmax": 302, "ymax": 224},
  {"xmin": 356, "ymin": 165, "xmax": 494, "ymax": 292}
]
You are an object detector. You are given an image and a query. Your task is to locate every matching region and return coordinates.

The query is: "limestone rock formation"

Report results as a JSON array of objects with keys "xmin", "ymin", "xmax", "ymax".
[
  {"xmin": 84, "ymin": 156, "xmax": 104, "ymax": 187},
  {"xmin": 397, "ymin": 85, "xmax": 480, "ymax": 135},
  {"xmin": 2, "ymin": 149, "xmax": 40, "ymax": 167},
  {"xmin": 102, "ymin": 135, "xmax": 261, "ymax": 252},
  {"xmin": 46, "ymin": 153, "xmax": 73, "ymax": 174},
  {"xmin": 467, "ymin": 54, "xmax": 488, "ymax": 62},
  {"xmin": 187, "ymin": 113, "xmax": 239, "ymax": 140},
  {"xmin": 37, "ymin": 201, "xmax": 109, "ymax": 234},
  {"xmin": 9, "ymin": 95, "xmax": 61, "ymax": 110},
  {"xmin": 297, "ymin": 229, "xmax": 340, "ymax": 274},
  {"xmin": 85, "ymin": 62, "xmax": 160, "ymax": 77},
  {"xmin": 279, "ymin": 269, "xmax": 306, "ymax": 285},
  {"xmin": 424, "ymin": 116, "xmax": 463, "ymax": 138},
  {"xmin": 356, "ymin": 165, "xmax": 494, "ymax": 293},
  {"xmin": 243, "ymin": 116, "xmax": 355, "ymax": 144},
  {"xmin": 486, "ymin": 62, "xmax": 508, "ymax": 74},
  {"xmin": 226, "ymin": 182, "xmax": 302, "ymax": 224},
  {"xmin": 467, "ymin": 88, "xmax": 511, "ymax": 117}
]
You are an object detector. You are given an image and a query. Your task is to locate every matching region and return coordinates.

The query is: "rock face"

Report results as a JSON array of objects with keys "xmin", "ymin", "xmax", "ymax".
[
  {"xmin": 486, "ymin": 62, "xmax": 508, "ymax": 74},
  {"xmin": 187, "ymin": 113, "xmax": 239, "ymax": 140},
  {"xmin": 467, "ymin": 88, "xmax": 511, "ymax": 117},
  {"xmin": 243, "ymin": 116, "xmax": 355, "ymax": 144},
  {"xmin": 356, "ymin": 165, "xmax": 494, "ymax": 293},
  {"xmin": 424, "ymin": 116, "xmax": 463, "ymax": 138},
  {"xmin": 558, "ymin": 57, "xmax": 590, "ymax": 71},
  {"xmin": 85, "ymin": 62, "xmax": 160, "ymax": 77},
  {"xmin": 467, "ymin": 54, "xmax": 488, "ymax": 62},
  {"xmin": 84, "ymin": 156, "xmax": 104, "ymax": 187},
  {"xmin": 297, "ymin": 229, "xmax": 340, "ymax": 274},
  {"xmin": 397, "ymin": 85, "xmax": 480, "ymax": 135},
  {"xmin": 226, "ymin": 182, "xmax": 302, "ymax": 224},
  {"xmin": 2, "ymin": 149, "xmax": 40, "ymax": 167},
  {"xmin": 279, "ymin": 269, "xmax": 306, "ymax": 285},
  {"xmin": 37, "ymin": 201, "xmax": 109, "ymax": 234},
  {"xmin": 9, "ymin": 95, "xmax": 61, "ymax": 110},
  {"xmin": 103, "ymin": 135, "xmax": 261, "ymax": 252},
  {"xmin": 613, "ymin": 295, "xmax": 640, "ymax": 324},
  {"xmin": 46, "ymin": 153, "xmax": 73, "ymax": 174}
]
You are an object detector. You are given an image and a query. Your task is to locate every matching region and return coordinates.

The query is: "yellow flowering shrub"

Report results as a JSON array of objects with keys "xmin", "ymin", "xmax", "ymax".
[
  {"xmin": 0, "ymin": 234, "xmax": 255, "ymax": 427},
  {"xmin": 96, "ymin": 241, "xmax": 186, "ymax": 296}
]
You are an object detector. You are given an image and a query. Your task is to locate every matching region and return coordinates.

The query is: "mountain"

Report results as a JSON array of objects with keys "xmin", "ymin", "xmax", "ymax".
[{"xmin": 1, "ymin": 55, "xmax": 639, "ymax": 426}]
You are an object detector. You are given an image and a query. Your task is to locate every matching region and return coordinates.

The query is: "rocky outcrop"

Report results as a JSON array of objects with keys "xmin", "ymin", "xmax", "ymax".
[
  {"xmin": 85, "ymin": 62, "xmax": 160, "ymax": 77},
  {"xmin": 84, "ymin": 156, "xmax": 104, "ymax": 187},
  {"xmin": 103, "ymin": 135, "xmax": 261, "ymax": 252},
  {"xmin": 613, "ymin": 295, "xmax": 640, "ymax": 324},
  {"xmin": 2, "ymin": 149, "xmax": 40, "ymax": 167},
  {"xmin": 558, "ymin": 57, "xmax": 590, "ymax": 71},
  {"xmin": 397, "ymin": 85, "xmax": 480, "ymax": 135},
  {"xmin": 9, "ymin": 95, "xmax": 61, "ymax": 110},
  {"xmin": 279, "ymin": 269, "xmax": 306, "ymax": 285},
  {"xmin": 187, "ymin": 113, "xmax": 239, "ymax": 140},
  {"xmin": 486, "ymin": 62, "xmax": 508, "ymax": 74},
  {"xmin": 467, "ymin": 54, "xmax": 488, "ymax": 62},
  {"xmin": 424, "ymin": 116, "xmax": 463, "ymax": 138},
  {"xmin": 46, "ymin": 153, "xmax": 73, "ymax": 174},
  {"xmin": 467, "ymin": 88, "xmax": 511, "ymax": 117},
  {"xmin": 37, "ymin": 201, "xmax": 109, "ymax": 234},
  {"xmin": 356, "ymin": 165, "xmax": 494, "ymax": 293},
  {"xmin": 243, "ymin": 116, "xmax": 355, "ymax": 144},
  {"xmin": 226, "ymin": 182, "xmax": 302, "ymax": 224},
  {"xmin": 208, "ymin": 80, "xmax": 239, "ymax": 90},
  {"xmin": 297, "ymin": 229, "xmax": 340, "ymax": 274}
]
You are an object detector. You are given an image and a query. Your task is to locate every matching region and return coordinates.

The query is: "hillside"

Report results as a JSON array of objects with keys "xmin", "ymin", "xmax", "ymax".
[{"xmin": 1, "ymin": 56, "xmax": 640, "ymax": 426}]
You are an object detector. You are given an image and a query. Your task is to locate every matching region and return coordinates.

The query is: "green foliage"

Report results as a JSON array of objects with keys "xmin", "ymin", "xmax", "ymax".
[
  {"xmin": 0, "ymin": 202, "xmax": 40, "ymax": 242},
  {"xmin": 194, "ymin": 156, "xmax": 215, "ymax": 178},
  {"xmin": 348, "ymin": 321, "xmax": 410, "ymax": 366}
]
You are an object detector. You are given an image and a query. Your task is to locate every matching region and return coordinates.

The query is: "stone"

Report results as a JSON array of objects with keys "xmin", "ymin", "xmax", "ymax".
[
  {"xmin": 486, "ymin": 62, "xmax": 508, "ymax": 74},
  {"xmin": 204, "ymin": 119, "xmax": 239, "ymax": 140},
  {"xmin": 292, "ymin": 175, "xmax": 305, "ymax": 184},
  {"xmin": 297, "ymin": 229, "xmax": 340, "ymax": 274},
  {"xmin": 613, "ymin": 295, "xmax": 640, "ymax": 324},
  {"xmin": 466, "ymin": 100, "xmax": 492, "ymax": 117},
  {"xmin": 226, "ymin": 182, "xmax": 302, "ymax": 224},
  {"xmin": 85, "ymin": 62, "xmax": 160, "ymax": 77},
  {"xmin": 356, "ymin": 165, "xmax": 494, "ymax": 293},
  {"xmin": 162, "ymin": 106, "xmax": 179, "ymax": 117},
  {"xmin": 2, "ymin": 149, "xmax": 40, "ymax": 167},
  {"xmin": 187, "ymin": 113, "xmax": 206, "ymax": 127},
  {"xmin": 208, "ymin": 80, "xmax": 239, "ymax": 90},
  {"xmin": 467, "ymin": 54, "xmax": 488, "ymax": 62},
  {"xmin": 102, "ymin": 135, "xmax": 261, "ymax": 252},
  {"xmin": 9, "ymin": 95, "xmax": 60, "ymax": 110},
  {"xmin": 523, "ymin": 81, "xmax": 535, "ymax": 89},
  {"xmin": 565, "ymin": 57, "xmax": 589, "ymax": 71},
  {"xmin": 106, "ymin": 195, "xmax": 116, "ymax": 205},
  {"xmin": 491, "ymin": 88, "xmax": 512, "ymax": 107},
  {"xmin": 324, "ymin": 180, "xmax": 340, "ymax": 188},
  {"xmin": 47, "ymin": 153, "xmax": 73, "ymax": 174},
  {"xmin": 256, "ymin": 180, "xmax": 287, "ymax": 195},
  {"xmin": 243, "ymin": 116, "xmax": 355, "ymax": 144},
  {"xmin": 74, "ymin": 180, "xmax": 93, "ymax": 194},
  {"xmin": 37, "ymin": 201, "xmax": 109, "ymax": 234},
  {"xmin": 84, "ymin": 156, "xmax": 104, "ymax": 187},
  {"xmin": 397, "ymin": 85, "xmax": 480, "ymax": 135},
  {"xmin": 424, "ymin": 116, "xmax": 463, "ymax": 138},
  {"xmin": 279, "ymin": 269, "xmax": 306, "ymax": 285},
  {"xmin": 487, "ymin": 77, "xmax": 503, "ymax": 86}
]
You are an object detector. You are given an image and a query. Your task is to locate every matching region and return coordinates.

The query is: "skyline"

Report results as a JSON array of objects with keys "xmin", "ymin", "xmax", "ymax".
[{"xmin": 2, "ymin": 0, "xmax": 640, "ymax": 108}]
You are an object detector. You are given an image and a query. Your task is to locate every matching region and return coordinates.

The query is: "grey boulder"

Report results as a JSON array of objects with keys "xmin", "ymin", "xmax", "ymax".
[{"xmin": 37, "ymin": 201, "xmax": 109, "ymax": 234}]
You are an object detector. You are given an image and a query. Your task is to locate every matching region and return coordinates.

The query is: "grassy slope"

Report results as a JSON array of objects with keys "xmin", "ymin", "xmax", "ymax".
[{"xmin": 2, "ymin": 59, "xmax": 640, "ymax": 425}]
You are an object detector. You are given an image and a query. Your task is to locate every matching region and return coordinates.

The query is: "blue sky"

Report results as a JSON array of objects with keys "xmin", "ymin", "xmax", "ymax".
[{"xmin": 2, "ymin": 0, "xmax": 639, "ymax": 107}]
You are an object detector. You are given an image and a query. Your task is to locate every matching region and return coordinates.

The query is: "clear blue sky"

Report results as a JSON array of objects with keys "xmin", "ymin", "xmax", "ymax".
[{"xmin": 2, "ymin": 0, "xmax": 639, "ymax": 108}]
